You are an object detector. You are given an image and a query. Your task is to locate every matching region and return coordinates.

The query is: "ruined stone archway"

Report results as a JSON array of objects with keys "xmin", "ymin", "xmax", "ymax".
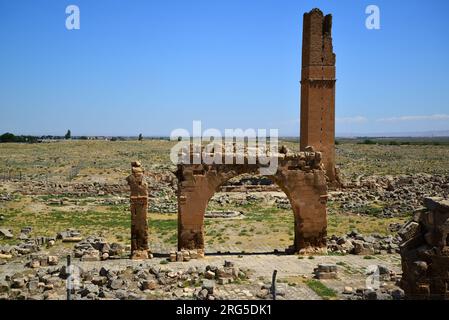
[
  {"xmin": 173, "ymin": 8, "xmax": 336, "ymax": 256},
  {"xmin": 175, "ymin": 149, "xmax": 328, "ymax": 254}
]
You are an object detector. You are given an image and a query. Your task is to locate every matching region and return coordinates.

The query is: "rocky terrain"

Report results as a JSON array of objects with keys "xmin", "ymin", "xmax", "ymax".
[
  {"xmin": 2, "ymin": 172, "xmax": 448, "ymax": 218},
  {"xmin": 1, "ymin": 140, "xmax": 449, "ymax": 300},
  {"xmin": 0, "ymin": 231, "xmax": 405, "ymax": 300},
  {"xmin": 0, "ymin": 221, "xmax": 410, "ymax": 301}
]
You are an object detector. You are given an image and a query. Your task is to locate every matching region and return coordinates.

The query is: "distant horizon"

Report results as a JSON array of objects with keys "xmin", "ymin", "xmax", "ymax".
[{"xmin": 3, "ymin": 129, "xmax": 449, "ymax": 139}]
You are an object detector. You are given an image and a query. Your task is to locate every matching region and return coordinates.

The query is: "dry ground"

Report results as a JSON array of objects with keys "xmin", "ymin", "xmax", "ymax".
[
  {"xmin": 0, "ymin": 139, "xmax": 448, "ymax": 300},
  {"xmin": 2, "ymin": 139, "xmax": 448, "ymax": 251}
]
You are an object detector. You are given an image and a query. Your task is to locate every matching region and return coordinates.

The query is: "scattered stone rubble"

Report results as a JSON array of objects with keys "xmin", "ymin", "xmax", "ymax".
[
  {"xmin": 57, "ymin": 229, "xmax": 82, "ymax": 242},
  {"xmin": 149, "ymin": 200, "xmax": 177, "ymax": 214},
  {"xmin": 194, "ymin": 261, "xmax": 249, "ymax": 300},
  {"xmin": 210, "ymin": 193, "xmax": 265, "ymax": 207},
  {"xmin": 327, "ymin": 230, "xmax": 400, "ymax": 255},
  {"xmin": 27, "ymin": 253, "xmax": 59, "ymax": 268},
  {"xmin": 331, "ymin": 174, "xmax": 449, "ymax": 217},
  {"xmin": 399, "ymin": 197, "xmax": 449, "ymax": 299},
  {"xmin": 0, "ymin": 229, "xmax": 130, "ymax": 265},
  {"xmin": 73, "ymin": 236, "xmax": 127, "ymax": 261},
  {"xmin": 2, "ymin": 171, "xmax": 176, "ymax": 205},
  {"xmin": 0, "ymin": 228, "xmax": 14, "ymax": 239},
  {"xmin": 3, "ymin": 172, "xmax": 447, "ymax": 219},
  {"xmin": 1, "ymin": 236, "xmax": 55, "ymax": 262},
  {"xmin": 255, "ymin": 284, "xmax": 286, "ymax": 300},
  {"xmin": 342, "ymin": 264, "xmax": 403, "ymax": 300},
  {"xmin": 205, "ymin": 211, "xmax": 243, "ymax": 219},
  {"xmin": 0, "ymin": 260, "xmax": 249, "ymax": 300},
  {"xmin": 6, "ymin": 181, "xmax": 128, "ymax": 197},
  {"xmin": 210, "ymin": 174, "xmax": 449, "ymax": 218},
  {"xmin": 343, "ymin": 287, "xmax": 405, "ymax": 300}
]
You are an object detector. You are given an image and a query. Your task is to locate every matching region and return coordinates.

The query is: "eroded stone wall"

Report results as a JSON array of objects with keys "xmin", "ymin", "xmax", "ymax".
[
  {"xmin": 399, "ymin": 197, "xmax": 449, "ymax": 299},
  {"xmin": 300, "ymin": 8, "xmax": 337, "ymax": 182}
]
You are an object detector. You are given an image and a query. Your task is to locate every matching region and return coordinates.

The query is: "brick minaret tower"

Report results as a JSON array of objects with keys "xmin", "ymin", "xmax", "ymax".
[{"xmin": 300, "ymin": 8, "xmax": 337, "ymax": 182}]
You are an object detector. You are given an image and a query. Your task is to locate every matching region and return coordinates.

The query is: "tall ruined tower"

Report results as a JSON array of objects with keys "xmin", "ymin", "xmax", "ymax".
[{"xmin": 300, "ymin": 8, "xmax": 336, "ymax": 182}]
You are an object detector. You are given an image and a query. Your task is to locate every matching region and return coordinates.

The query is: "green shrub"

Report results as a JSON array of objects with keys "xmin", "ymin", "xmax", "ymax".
[{"xmin": 305, "ymin": 280, "xmax": 337, "ymax": 299}]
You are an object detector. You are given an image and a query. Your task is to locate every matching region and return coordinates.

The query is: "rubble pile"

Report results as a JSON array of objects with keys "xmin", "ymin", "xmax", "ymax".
[
  {"xmin": 342, "ymin": 264, "xmax": 403, "ymax": 300},
  {"xmin": 399, "ymin": 197, "xmax": 449, "ymax": 299},
  {"xmin": 331, "ymin": 174, "xmax": 449, "ymax": 217},
  {"xmin": 57, "ymin": 229, "xmax": 83, "ymax": 242},
  {"xmin": 0, "ymin": 261, "xmax": 249, "ymax": 300},
  {"xmin": 1, "ymin": 227, "xmax": 56, "ymax": 261},
  {"xmin": 327, "ymin": 230, "xmax": 401, "ymax": 255},
  {"xmin": 343, "ymin": 287, "xmax": 405, "ymax": 300},
  {"xmin": 73, "ymin": 236, "xmax": 127, "ymax": 261}
]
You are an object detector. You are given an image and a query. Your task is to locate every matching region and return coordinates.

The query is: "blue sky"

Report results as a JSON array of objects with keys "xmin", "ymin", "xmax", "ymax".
[{"xmin": 1, "ymin": 0, "xmax": 449, "ymax": 136}]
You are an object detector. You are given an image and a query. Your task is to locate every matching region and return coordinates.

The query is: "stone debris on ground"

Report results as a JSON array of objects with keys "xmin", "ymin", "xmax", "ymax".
[
  {"xmin": 0, "ymin": 228, "xmax": 14, "ymax": 239},
  {"xmin": 342, "ymin": 264, "xmax": 402, "ymax": 300},
  {"xmin": 343, "ymin": 287, "xmax": 405, "ymax": 300},
  {"xmin": 73, "ymin": 236, "xmax": 126, "ymax": 261},
  {"xmin": 327, "ymin": 230, "xmax": 400, "ymax": 255},
  {"xmin": 330, "ymin": 174, "xmax": 449, "ymax": 217},
  {"xmin": 2, "ymin": 173, "xmax": 448, "ymax": 219},
  {"xmin": 57, "ymin": 229, "xmax": 82, "ymax": 242},
  {"xmin": 0, "ymin": 259, "xmax": 250, "ymax": 300},
  {"xmin": 0, "ymin": 237, "xmax": 55, "ymax": 259}
]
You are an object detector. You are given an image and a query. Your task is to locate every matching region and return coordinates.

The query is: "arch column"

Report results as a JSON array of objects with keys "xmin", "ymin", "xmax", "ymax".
[
  {"xmin": 177, "ymin": 165, "xmax": 222, "ymax": 251},
  {"xmin": 274, "ymin": 168, "xmax": 328, "ymax": 254}
]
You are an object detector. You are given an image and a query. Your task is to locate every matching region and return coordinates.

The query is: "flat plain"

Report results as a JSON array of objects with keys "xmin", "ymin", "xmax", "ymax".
[{"xmin": 1, "ymin": 139, "xmax": 448, "ymax": 300}]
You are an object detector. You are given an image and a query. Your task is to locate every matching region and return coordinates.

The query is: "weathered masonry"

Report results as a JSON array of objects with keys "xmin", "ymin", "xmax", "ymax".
[
  {"xmin": 400, "ymin": 197, "xmax": 449, "ymax": 299},
  {"xmin": 300, "ymin": 8, "xmax": 337, "ymax": 182},
  {"xmin": 126, "ymin": 161, "xmax": 150, "ymax": 260},
  {"xmin": 176, "ymin": 147, "xmax": 328, "ymax": 254}
]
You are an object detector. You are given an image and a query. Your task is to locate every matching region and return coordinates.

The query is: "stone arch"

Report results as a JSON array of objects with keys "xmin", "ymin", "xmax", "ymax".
[{"xmin": 175, "ymin": 151, "xmax": 328, "ymax": 254}]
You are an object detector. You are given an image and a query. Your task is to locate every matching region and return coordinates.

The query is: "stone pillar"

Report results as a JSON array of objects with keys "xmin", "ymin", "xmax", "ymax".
[
  {"xmin": 176, "ymin": 165, "xmax": 213, "ymax": 255},
  {"xmin": 274, "ymin": 159, "xmax": 328, "ymax": 254},
  {"xmin": 300, "ymin": 8, "xmax": 337, "ymax": 182},
  {"xmin": 126, "ymin": 161, "xmax": 149, "ymax": 260}
]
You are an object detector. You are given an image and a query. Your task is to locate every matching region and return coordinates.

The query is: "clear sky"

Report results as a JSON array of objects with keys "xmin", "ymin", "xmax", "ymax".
[{"xmin": 1, "ymin": 0, "xmax": 449, "ymax": 136}]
